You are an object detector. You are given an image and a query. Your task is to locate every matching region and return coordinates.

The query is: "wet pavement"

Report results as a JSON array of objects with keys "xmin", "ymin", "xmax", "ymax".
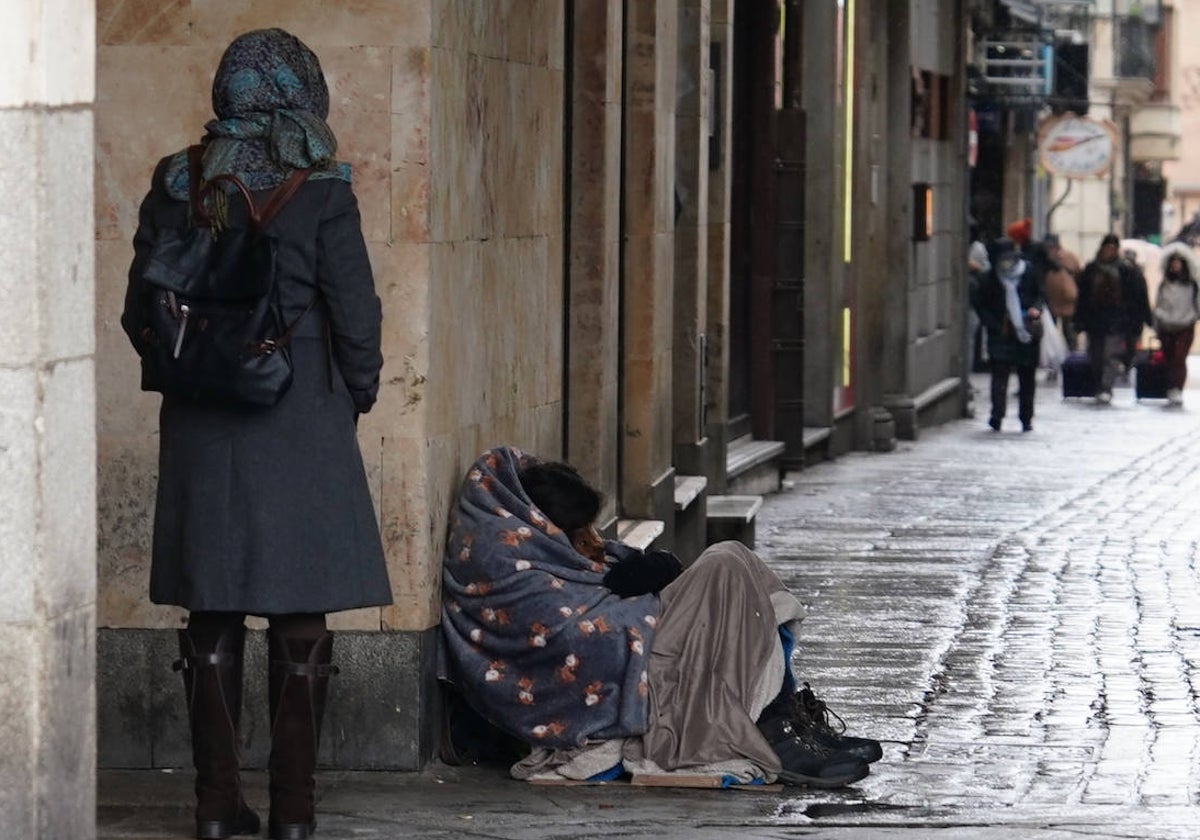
[{"xmin": 99, "ymin": 372, "xmax": 1200, "ymax": 838}]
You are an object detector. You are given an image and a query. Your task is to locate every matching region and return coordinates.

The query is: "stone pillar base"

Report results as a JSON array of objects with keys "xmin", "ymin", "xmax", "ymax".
[{"xmin": 97, "ymin": 628, "xmax": 439, "ymax": 771}]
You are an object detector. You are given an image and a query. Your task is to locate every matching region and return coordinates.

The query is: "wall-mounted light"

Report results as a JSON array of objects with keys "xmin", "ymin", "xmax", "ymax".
[{"xmin": 912, "ymin": 182, "xmax": 933, "ymax": 242}]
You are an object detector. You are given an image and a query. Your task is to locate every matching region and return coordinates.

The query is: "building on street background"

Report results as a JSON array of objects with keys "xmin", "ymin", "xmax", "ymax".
[
  {"xmin": 8, "ymin": 1, "xmax": 1101, "ymax": 834},
  {"xmin": 969, "ymin": 0, "xmax": 1186, "ymax": 257}
]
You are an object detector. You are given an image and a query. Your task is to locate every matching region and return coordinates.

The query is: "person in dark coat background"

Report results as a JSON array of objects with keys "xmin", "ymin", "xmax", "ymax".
[
  {"xmin": 121, "ymin": 29, "xmax": 391, "ymax": 840},
  {"xmin": 1074, "ymin": 233, "xmax": 1153, "ymax": 403},
  {"xmin": 971, "ymin": 237, "xmax": 1045, "ymax": 432}
]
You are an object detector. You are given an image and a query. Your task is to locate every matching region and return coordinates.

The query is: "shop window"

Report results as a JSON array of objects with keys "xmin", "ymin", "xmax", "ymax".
[{"xmin": 911, "ymin": 69, "xmax": 949, "ymax": 140}]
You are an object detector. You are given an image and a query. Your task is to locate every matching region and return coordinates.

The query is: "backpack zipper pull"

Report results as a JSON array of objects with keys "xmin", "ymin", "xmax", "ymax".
[{"xmin": 173, "ymin": 304, "xmax": 190, "ymax": 358}]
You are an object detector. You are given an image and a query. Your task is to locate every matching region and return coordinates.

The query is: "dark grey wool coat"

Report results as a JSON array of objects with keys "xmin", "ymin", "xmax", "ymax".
[{"xmin": 122, "ymin": 156, "xmax": 392, "ymax": 615}]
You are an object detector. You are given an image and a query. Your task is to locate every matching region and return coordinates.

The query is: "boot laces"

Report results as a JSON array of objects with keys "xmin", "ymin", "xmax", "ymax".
[{"xmin": 797, "ymin": 682, "xmax": 847, "ymax": 736}]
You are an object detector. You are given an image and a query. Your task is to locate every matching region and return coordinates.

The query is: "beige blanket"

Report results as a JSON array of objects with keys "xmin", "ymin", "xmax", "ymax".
[{"xmin": 641, "ymin": 541, "xmax": 805, "ymax": 777}]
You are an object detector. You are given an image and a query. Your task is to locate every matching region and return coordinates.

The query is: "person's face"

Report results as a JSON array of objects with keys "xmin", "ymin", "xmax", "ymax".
[
  {"xmin": 996, "ymin": 253, "xmax": 1020, "ymax": 275},
  {"xmin": 568, "ymin": 525, "xmax": 605, "ymax": 565},
  {"xmin": 1169, "ymin": 256, "xmax": 1184, "ymax": 275},
  {"xmin": 1099, "ymin": 243, "xmax": 1119, "ymax": 262}
]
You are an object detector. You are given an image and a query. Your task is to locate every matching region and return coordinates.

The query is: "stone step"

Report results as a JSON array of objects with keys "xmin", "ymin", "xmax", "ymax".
[
  {"xmin": 616, "ymin": 518, "xmax": 665, "ymax": 551},
  {"xmin": 725, "ymin": 436, "xmax": 786, "ymax": 479},
  {"xmin": 673, "ymin": 475, "xmax": 708, "ymax": 511},
  {"xmin": 705, "ymin": 494, "xmax": 763, "ymax": 548},
  {"xmin": 725, "ymin": 436, "xmax": 785, "ymax": 495}
]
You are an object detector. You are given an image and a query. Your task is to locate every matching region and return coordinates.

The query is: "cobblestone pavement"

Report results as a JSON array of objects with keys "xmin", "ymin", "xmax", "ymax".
[{"xmin": 99, "ymin": 374, "xmax": 1200, "ymax": 839}]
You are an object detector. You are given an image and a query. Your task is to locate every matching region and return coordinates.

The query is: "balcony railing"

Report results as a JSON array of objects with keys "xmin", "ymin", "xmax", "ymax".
[{"xmin": 1114, "ymin": 14, "xmax": 1157, "ymax": 81}]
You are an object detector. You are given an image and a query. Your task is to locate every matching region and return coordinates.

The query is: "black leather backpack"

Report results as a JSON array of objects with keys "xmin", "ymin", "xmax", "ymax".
[{"xmin": 134, "ymin": 145, "xmax": 312, "ymax": 408}]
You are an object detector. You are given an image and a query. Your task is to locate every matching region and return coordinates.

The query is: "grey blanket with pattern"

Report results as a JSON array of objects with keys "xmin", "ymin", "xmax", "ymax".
[{"xmin": 439, "ymin": 447, "xmax": 659, "ymax": 748}]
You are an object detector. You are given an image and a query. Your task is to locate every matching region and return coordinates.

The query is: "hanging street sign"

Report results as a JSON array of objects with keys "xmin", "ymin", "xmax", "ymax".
[{"xmin": 1037, "ymin": 114, "xmax": 1119, "ymax": 179}]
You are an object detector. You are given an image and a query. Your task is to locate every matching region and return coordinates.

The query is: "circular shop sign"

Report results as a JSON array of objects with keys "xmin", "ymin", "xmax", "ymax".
[{"xmin": 1038, "ymin": 115, "xmax": 1118, "ymax": 179}]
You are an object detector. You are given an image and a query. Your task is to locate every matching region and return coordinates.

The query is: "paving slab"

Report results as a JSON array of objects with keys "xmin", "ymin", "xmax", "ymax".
[{"xmin": 99, "ymin": 374, "xmax": 1200, "ymax": 838}]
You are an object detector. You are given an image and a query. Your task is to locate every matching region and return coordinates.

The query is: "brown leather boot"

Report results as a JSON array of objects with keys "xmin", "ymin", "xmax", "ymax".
[
  {"xmin": 267, "ymin": 631, "xmax": 337, "ymax": 840},
  {"xmin": 175, "ymin": 625, "xmax": 261, "ymax": 839}
]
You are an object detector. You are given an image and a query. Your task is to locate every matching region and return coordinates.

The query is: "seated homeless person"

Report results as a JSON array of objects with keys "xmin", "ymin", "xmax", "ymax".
[{"xmin": 439, "ymin": 447, "xmax": 881, "ymax": 787}]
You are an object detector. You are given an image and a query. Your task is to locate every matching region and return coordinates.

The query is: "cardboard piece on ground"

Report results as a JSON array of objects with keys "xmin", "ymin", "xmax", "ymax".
[{"xmin": 630, "ymin": 773, "xmax": 783, "ymax": 792}]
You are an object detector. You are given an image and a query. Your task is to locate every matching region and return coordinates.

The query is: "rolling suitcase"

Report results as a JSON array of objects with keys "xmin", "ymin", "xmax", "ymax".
[
  {"xmin": 1134, "ymin": 349, "xmax": 1169, "ymax": 400},
  {"xmin": 1061, "ymin": 351, "xmax": 1095, "ymax": 398}
]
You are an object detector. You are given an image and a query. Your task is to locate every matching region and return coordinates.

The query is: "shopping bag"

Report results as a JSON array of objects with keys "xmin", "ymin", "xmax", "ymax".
[{"xmin": 1039, "ymin": 311, "xmax": 1068, "ymax": 370}]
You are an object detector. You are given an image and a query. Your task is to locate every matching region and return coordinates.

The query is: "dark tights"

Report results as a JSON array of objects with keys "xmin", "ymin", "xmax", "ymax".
[
  {"xmin": 989, "ymin": 361, "xmax": 1036, "ymax": 426},
  {"xmin": 187, "ymin": 611, "xmax": 327, "ymax": 641}
]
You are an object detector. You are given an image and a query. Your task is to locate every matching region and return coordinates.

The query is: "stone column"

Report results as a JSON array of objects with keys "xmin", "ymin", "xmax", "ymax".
[
  {"xmin": 801, "ymin": 0, "xmax": 843, "ymax": 432},
  {"xmin": 672, "ymin": 0, "xmax": 711, "ymax": 476},
  {"xmin": 705, "ymin": 0, "xmax": 734, "ymax": 490},
  {"xmin": 567, "ymin": 0, "xmax": 624, "ymax": 518},
  {"xmin": 622, "ymin": 0, "xmax": 679, "ymax": 522},
  {"xmin": 0, "ymin": 2, "xmax": 97, "ymax": 838}
]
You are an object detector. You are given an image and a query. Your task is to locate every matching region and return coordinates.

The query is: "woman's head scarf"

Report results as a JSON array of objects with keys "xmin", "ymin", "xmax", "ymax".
[{"xmin": 164, "ymin": 28, "xmax": 351, "ymax": 199}]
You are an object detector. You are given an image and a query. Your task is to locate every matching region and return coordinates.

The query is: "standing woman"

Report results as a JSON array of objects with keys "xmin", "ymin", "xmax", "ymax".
[
  {"xmin": 121, "ymin": 29, "xmax": 391, "ymax": 840},
  {"xmin": 1153, "ymin": 243, "xmax": 1200, "ymax": 406},
  {"xmin": 970, "ymin": 238, "xmax": 1045, "ymax": 432}
]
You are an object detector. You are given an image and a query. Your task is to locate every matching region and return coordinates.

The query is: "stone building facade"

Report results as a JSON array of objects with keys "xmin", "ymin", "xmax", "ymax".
[{"xmin": 0, "ymin": 1, "xmax": 971, "ymax": 806}]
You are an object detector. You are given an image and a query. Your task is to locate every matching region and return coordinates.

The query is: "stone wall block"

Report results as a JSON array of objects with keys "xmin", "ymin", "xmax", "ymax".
[
  {"xmin": 97, "ymin": 0, "xmax": 190, "ymax": 45},
  {"xmin": 428, "ymin": 47, "xmax": 471, "ymax": 244},
  {"xmin": 391, "ymin": 158, "xmax": 431, "ymax": 243},
  {"xmin": 190, "ymin": 1, "xmax": 432, "ymax": 50},
  {"xmin": 391, "ymin": 46, "xmax": 432, "ymax": 165},
  {"xmin": 425, "ymin": 241, "xmax": 480, "ymax": 430},
  {"xmin": 39, "ymin": 358, "xmax": 97, "ymax": 618},
  {"xmin": 37, "ymin": 608, "xmax": 96, "ymax": 840},
  {"xmin": 337, "ymin": 112, "xmax": 393, "ymax": 245},
  {"xmin": 0, "ymin": 0, "xmax": 94, "ymax": 108},
  {"xmin": 0, "ymin": 624, "xmax": 36, "ymax": 837},
  {"xmin": 39, "ymin": 0, "xmax": 96, "ymax": 106},
  {"xmin": 432, "ymin": 0, "xmax": 473, "ymax": 51},
  {"xmin": 95, "ymin": 439, "xmax": 169, "ymax": 629},
  {"xmin": 40, "ymin": 111, "xmax": 96, "ymax": 364},
  {"xmin": 366, "ymin": 241, "xmax": 430, "ymax": 439},
  {"xmin": 94, "ymin": 47, "xmax": 218, "ymax": 243},
  {"xmin": 468, "ymin": 51, "xmax": 499, "ymax": 238},
  {"xmin": 0, "ymin": 112, "xmax": 40, "ymax": 367},
  {"xmin": 0, "ymin": 370, "xmax": 37, "ymax": 623},
  {"xmin": 378, "ymin": 436, "xmax": 437, "ymax": 631}
]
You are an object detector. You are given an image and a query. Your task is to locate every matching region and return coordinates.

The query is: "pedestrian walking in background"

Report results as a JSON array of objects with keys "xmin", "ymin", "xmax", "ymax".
[
  {"xmin": 967, "ymin": 219, "xmax": 991, "ymax": 372},
  {"xmin": 971, "ymin": 238, "xmax": 1045, "ymax": 432},
  {"xmin": 1006, "ymin": 217, "xmax": 1033, "ymax": 251},
  {"xmin": 1041, "ymin": 233, "xmax": 1081, "ymax": 348},
  {"xmin": 121, "ymin": 29, "xmax": 391, "ymax": 840},
  {"xmin": 1074, "ymin": 233, "xmax": 1153, "ymax": 404},
  {"xmin": 1152, "ymin": 243, "xmax": 1200, "ymax": 406},
  {"xmin": 1022, "ymin": 234, "xmax": 1072, "ymax": 381}
]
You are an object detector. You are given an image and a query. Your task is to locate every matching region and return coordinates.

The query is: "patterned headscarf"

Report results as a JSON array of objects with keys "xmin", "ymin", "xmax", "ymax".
[{"xmin": 164, "ymin": 28, "xmax": 350, "ymax": 200}]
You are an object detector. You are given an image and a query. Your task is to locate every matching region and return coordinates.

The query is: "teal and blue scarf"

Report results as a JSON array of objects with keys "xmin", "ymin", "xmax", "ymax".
[{"xmin": 164, "ymin": 28, "xmax": 351, "ymax": 200}]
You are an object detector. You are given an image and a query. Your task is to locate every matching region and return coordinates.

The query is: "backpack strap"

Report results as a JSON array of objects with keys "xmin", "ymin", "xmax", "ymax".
[
  {"xmin": 257, "ymin": 166, "xmax": 311, "ymax": 228},
  {"xmin": 247, "ymin": 296, "xmax": 320, "ymax": 358},
  {"xmin": 186, "ymin": 144, "xmax": 311, "ymax": 230}
]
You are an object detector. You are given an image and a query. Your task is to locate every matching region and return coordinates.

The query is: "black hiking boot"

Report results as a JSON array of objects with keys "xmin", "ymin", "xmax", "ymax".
[
  {"xmin": 757, "ymin": 713, "xmax": 869, "ymax": 788},
  {"xmin": 793, "ymin": 682, "xmax": 884, "ymax": 764}
]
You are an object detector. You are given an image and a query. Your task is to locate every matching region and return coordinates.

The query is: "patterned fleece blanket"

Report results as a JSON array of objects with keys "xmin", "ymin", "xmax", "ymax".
[{"xmin": 439, "ymin": 447, "xmax": 660, "ymax": 748}]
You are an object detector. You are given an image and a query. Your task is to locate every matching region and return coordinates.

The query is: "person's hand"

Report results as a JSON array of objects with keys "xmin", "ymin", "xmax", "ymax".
[{"xmin": 602, "ymin": 549, "xmax": 683, "ymax": 597}]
